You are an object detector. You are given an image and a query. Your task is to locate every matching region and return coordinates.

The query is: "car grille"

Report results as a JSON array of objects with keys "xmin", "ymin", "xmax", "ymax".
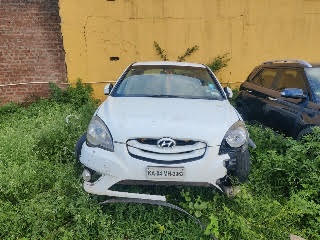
[{"xmin": 126, "ymin": 138, "xmax": 207, "ymax": 164}]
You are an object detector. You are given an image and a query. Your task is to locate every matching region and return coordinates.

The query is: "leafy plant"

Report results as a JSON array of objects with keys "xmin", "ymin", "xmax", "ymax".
[
  {"xmin": 207, "ymin": 53, "xmax": 230, "ymax": 73},
  {"xmin": 49, "ymin": 79, "xmax": 97, "ymax": 107},
  {"xmin": 153, "ymin": 41, "xmax": 168, "ymax": 61},
  {"xmin": 204, "ymin": 215, "xmax": 219, "ymax": 237},
  {"xmin": 177, "ymin": 126, "xmax": 320, "ymax": 240},
  {"xmin": 0, "ymin": 83, "xmax": 319, "ymax": 240},
  {"xmin": 152, "ymin": 41, "xmax": 230, "ymax": 76},
  {"xmin": 153, "ymin": 41, "xmax": 199, "ymax": 62},
  {"xmin": 177, "ymin": 45, "xmax": 199, "ymax": 62},
  {"xmin": 0, "ymin": 102, "xmax": 20, "ymax": 115}
]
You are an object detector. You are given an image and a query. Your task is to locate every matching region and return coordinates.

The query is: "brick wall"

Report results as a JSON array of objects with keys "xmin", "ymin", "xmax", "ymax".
[{"xmin": 0, "ymin": 0, "xmax": 67, "ymax": 104}]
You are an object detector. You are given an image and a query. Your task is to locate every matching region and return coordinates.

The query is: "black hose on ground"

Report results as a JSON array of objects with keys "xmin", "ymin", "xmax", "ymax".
[{"xmin": 100, "ymin": 198, "xmax": 219, "ymax": 240}]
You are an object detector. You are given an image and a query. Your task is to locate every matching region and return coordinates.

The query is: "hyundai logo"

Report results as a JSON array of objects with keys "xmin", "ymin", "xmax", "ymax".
[{"xmin": 157, "ymin": 137, "xmax": 176, "ymax": 149}]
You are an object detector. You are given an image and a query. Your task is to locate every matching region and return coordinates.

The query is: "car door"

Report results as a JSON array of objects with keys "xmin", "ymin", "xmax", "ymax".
[
  {"xmin": 238, "ymin": 68, "xmax": 280, "ymax": 124},
  {"xmin": 262, "ymin": 68, "xmax": 310, "ymax": 136}
]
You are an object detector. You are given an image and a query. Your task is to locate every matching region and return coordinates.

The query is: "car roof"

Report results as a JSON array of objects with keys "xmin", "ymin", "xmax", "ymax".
[
  {"xmin": 261, "ymin": 59, "xmax": 320, "ymax": 68},
  {"xmin": 310, "ymin": 63, "xmax": 320, "ymax": 67},
  {"xmin": 133, "ymin": 61, "xmax": 206, "ymax": 68}
]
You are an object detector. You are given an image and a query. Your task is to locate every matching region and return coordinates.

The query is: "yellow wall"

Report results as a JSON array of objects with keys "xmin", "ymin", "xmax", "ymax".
[{"xmin": 59, "ymin": 0, "xmax": 320, "ymax": 100}]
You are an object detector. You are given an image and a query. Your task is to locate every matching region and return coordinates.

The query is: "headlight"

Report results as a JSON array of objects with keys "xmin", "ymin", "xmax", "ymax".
[
  {"xmin": 86, "ymin": 115, "xmax": 114, "ymax": 152},
  {"xmin": 224, "ymin": 121, "xmax": 248, "ymax": 148}
]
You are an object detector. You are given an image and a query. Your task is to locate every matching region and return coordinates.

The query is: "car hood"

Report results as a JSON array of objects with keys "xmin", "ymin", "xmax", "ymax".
[{"xmin": 97, "ymin": 97, "xmax": 240, "ymax": 146}]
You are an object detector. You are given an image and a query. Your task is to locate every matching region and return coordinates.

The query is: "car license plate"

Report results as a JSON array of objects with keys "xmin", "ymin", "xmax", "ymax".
[{"xmin": 146, "ymin": 167, "xmax": 184, "ymax": 180}]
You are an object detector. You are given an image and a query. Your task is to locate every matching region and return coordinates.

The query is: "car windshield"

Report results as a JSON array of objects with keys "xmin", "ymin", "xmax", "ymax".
[
  {"xmin": 305, "ymin": 68, "xmax": 320, "ymax": 103},
  {"xmin": 112, "ymin": 65, "xmax": 224, "ymax": 100}
]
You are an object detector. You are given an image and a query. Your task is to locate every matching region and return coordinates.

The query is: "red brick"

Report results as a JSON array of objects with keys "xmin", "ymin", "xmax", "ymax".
[{"xmin": 0, "ymin": 0, "xmax": 67, "ymax": 105}]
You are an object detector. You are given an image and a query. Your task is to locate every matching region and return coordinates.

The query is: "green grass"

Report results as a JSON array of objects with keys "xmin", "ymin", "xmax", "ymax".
[{"xmin": 0, "ymin": 83, "xmax": 319, "ymax": 240}]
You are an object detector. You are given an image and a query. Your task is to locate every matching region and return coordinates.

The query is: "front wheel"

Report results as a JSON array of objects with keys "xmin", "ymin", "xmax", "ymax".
[
  {"xmin": 75, "ymin": 133, "xmax": 87, "ymax": 161},
  {"xmin": 220, "ymin": 148, "xmax": 251, "ymax": 188},
  {"xmin": 297, "ymin": 126, "xmax": 314, "ymax": 140},
  {"xmin": 232, "ymin": 149, "xmax": 251, "ymax": 183}
]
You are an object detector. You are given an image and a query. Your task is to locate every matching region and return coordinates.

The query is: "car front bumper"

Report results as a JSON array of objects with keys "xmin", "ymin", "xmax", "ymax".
[{"xmin": 77, "ymin": 138, "xmax": 231, "ymax": 201}]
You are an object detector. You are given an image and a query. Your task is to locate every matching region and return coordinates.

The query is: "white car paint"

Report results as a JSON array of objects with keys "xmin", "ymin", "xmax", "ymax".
[
  {"xmin": 97, "ymin": 97, "xmax": 239, "ymax": 145},
  {"xmin": 78, "ymin": 61, "xmax": 246, "ymax": 201},
  {"xmin": 133, "ymin": 61, "xmax": 206, "ymax": 68}
]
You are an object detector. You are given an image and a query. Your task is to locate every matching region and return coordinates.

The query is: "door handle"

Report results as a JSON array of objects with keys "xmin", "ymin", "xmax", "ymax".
[
  {"xmin": 267, "ymin": 97, "xmax": 277, "ymax": 101},
  {"xmin": 246, "ymin": 90, "xmax": 252, "ymax": 93}
]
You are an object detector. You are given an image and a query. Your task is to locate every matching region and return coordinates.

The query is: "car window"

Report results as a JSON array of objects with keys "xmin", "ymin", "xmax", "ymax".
[
  {"xmin": 251, "ymin": 69, "xmax": 278, "ymax": 88},
  {"xmin": 113, "ymin": 66, "xmax": 224, "ymax": 100},
  {"xmin": 272, "ymin": 69, "xmax": 307, "ymax": 92},
  {"xmin": 305, "ymin": 67, "xmax": 320, "ymax": 103}
]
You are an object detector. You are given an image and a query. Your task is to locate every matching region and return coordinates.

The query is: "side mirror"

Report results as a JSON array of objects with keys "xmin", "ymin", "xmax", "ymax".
[
  {"xmin": 281, "ymin": 88, "xmax": 306, "ymax": 99},
  {"xmin": 224, "ymin": 87, "xmax": 233, "ymax": 99},
  {"xmin": 104, "ymin": 83, "xmax": 113, "ymax": 95}
]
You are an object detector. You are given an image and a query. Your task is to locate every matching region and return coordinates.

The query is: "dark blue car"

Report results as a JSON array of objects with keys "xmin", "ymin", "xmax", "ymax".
[{"xmin": 236, "ymin": 59, "xmax": 320, "ymax": 139}]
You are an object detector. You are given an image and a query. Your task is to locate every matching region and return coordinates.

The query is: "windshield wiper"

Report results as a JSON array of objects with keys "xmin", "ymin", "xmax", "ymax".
[
  {"xmin": 143, "ymin": 94, "xmax": 219, "ymax": 100},
  {"xmin": 144, "ymin": 94, "xmax": 182, "ymax": 98}
]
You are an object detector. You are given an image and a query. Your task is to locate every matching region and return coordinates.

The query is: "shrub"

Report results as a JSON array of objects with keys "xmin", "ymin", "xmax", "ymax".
[
  {"xmin": 177, "ymin": 45, "xmax": 200, "ymax": 62},
  {"xmin": 0, "ymin": 102, "xmax": 20, "ymax": 115},
  {"xmin": 248, "ymin": 125, "xmax": 320, "ymax": 199},
  {"xmin": 0, "ymin": 83, "xmax": 319, "ymax": 240},
  {"xmin": 153, "ymin": 41, "xmax": 200, "ymax": 62},
  {"xmin": 207, "ymin": 53, "xmax": 230, "ymax": 73},
  {"xmin": 49, "ymin": 79, "xmax": 97, "ymax": 107},
  {"xmin": 180, "ymin": 125, "xmax": 320, "ymax": 240}
]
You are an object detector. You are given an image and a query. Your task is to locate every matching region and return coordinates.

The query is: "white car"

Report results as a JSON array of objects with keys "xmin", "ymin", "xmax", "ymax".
[{"xmin": 76, "ymin": 61, "xmax": 253, "ymax": 201}]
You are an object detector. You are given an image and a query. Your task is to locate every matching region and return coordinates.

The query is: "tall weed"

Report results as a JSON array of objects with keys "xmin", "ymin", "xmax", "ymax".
[{"xmin": 0, "ymin": 83, "xmax": 319, "ymax": 239}]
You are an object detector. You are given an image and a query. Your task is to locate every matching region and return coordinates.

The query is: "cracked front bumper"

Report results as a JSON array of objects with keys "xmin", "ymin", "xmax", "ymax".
[{"xmin": 78, "ymin": 140, "xmax": 229, "ymax": 200}]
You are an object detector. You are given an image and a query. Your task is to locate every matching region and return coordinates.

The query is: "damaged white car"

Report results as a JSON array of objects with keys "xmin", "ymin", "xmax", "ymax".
[{"xmin": 76, "ymin": 61, "xmax": 254, "ymax": 201}]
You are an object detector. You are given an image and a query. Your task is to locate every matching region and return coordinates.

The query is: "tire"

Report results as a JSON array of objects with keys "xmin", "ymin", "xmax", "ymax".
[
  {"xmin": 297, "ymin": 127, "xmax": 314, "ymax": 140},
  {"xmin": 233, "ymin": 149, "xmax": 251, "ymax": 183},
  {"xmin": 75, "ymin": 133, "xmax": 87, "ymax": 161}
]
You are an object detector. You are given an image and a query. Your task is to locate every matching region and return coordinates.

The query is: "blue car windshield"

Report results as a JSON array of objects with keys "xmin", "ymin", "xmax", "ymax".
[
  {"xmin": 305, "ymin": 68, "xmax": 320, "ymax": 103},
  {"xmin": 112, "ymin": 65, "xmax": 224, "ymax": 100}
]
